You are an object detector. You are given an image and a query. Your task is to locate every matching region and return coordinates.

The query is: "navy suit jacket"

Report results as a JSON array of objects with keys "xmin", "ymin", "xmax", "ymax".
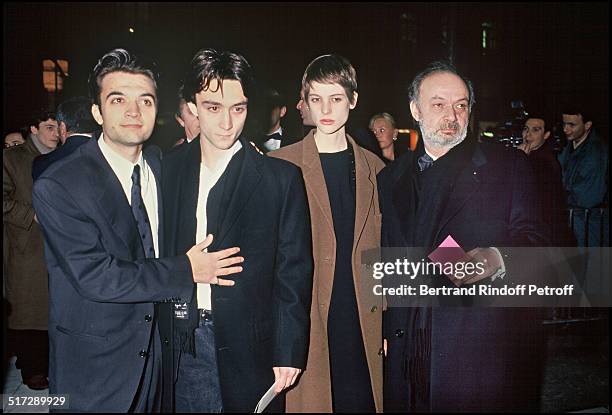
[
  {"xmin": 378, "ymin": 140, "xmax": 549, "ymax": 412},
  {"xmin": 32, "ymin": 137, "xmax": 194, "ymax": 412},
  {"xmin": 162, "ymin": 136, "xmax": 313, "ymax": 412},
  {"xmin": 32, "ymin": 134, "xmax": 91, "ymax": 180}
]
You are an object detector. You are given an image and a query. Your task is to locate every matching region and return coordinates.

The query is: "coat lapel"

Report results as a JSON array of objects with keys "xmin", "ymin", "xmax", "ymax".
[
  {"xmin": 301, "ymin": 131, "xmax": 335, "ymax": 233},
  {"xmin": 178, "ymin": 139, "xmax": 202, "ymax": 248},
  {"xmin": 82, "ymin": 138, "xmax": 142, "ymax": 258},
  {"xmin": 216, "ymin": 139, "xmax": 262, "ymax": 246},
  {"xmin": 434, "ymin": 144, "xmax": 487, "ymax": 243}
]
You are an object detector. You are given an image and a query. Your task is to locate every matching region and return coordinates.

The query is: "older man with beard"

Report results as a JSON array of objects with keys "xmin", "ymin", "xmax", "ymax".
[{"xmin": 378, "ymin": 61, "xmax": 548, "ymax": 412}]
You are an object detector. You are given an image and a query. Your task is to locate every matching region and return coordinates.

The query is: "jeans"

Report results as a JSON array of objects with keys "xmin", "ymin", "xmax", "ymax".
[{"xmin": 175, "ymin": 315, "xmax": 223, "ymax": 413}]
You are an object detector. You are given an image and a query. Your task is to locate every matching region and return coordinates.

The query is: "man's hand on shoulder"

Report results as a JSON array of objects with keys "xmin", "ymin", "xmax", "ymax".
[{"xmin": 186, "ymin": 234, "xmax": 243, "ymax": 286}]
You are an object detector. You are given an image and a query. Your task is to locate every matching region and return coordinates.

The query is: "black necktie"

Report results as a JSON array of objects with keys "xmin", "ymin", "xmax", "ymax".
[
  {"xmin": 417, "ymin": 153, "xmax": 434, "ymax": 172},
  {"xmin": 131, "ymin": 165, "xmax": 155, "ymax": 258}
]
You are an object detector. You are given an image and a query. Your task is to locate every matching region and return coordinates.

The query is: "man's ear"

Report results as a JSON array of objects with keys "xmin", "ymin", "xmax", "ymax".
[
  {"xmin": 280, "ymin": 106, "xmax": 287, "ymax": 118},
  {"xmin": 30, "ymin": 125, "xmax": 38, "ymax": 136},
  {"xmin": 91, "ymin": 104, "xmax": 103, "ymax": 126},
  {"xmin": 543, "ymin": 131, "xmax": 551, "ymax": 141},
  {"xmin": 585, "ymin": 120, "xmax": 593, "ymax": 132},
  {"xmin": 59, "ymin": 121, "xmax": 68, "ymax": 140},
  {"xmin": 187, "ymin": 102, "xmax": 199, "ymax": 118},
  {"xmin": 350, "ymin": 92, "xmax": 359, "ymax": 109},
  {"xmin": 175, "ymin": 114, "xmax": 185, "ymax": 128},
  {"xmin": 409, "ymin": 101, "xmax": 421, "ymax": 122}
]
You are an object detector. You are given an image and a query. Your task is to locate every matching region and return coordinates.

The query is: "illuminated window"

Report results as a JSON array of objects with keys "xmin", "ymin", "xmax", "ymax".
[
  {"xmin": 481, "ymin": 22, "xmax": 495, "ymax": 54},
  {"xmin": 42, "ymin": 59, "xmax": 69, "ymax": 92}
]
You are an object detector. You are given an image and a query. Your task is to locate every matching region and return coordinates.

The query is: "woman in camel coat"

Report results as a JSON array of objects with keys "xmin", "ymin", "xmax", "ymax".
[{"xmin": 270, "ymin": 54, "xmax": 384, "ymax": 412}]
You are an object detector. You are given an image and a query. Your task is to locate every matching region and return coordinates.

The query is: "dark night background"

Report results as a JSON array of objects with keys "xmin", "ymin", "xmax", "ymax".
[{"xmin": 3, "ymin": 2, "xmax": 609, "ymax": 150}]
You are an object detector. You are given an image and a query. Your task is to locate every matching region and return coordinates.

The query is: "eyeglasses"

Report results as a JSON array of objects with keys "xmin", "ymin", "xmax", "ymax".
[{"xmin": 4, "ymin": 142, "xmax": 24, "ymax": 148}]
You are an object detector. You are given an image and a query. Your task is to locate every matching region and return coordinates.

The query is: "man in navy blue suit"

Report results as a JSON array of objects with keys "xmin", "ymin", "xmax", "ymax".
[
  {"xmin": 32, "ymin": 49, "xmax": 244, "ymax": 412},
  {"xmin": 32, "ymin": 96, "xmax": 97, "ymax": 180}
]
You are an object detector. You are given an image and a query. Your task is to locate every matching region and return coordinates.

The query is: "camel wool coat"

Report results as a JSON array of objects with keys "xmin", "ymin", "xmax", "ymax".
[{"xmin": 270, "ymin": 131, "xmax": 385, "ymax": 412}]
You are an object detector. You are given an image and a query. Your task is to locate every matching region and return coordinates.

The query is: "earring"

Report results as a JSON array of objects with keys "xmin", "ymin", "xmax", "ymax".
[{"xmin": 393, "ymin": 136, "xmax": 398, "ymax": 141}]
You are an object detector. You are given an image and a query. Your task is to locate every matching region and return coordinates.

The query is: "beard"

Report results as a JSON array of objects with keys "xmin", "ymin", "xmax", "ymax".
[{"xmin": 418, "ymin": 119, "xmax": 468, "ymax": 150}]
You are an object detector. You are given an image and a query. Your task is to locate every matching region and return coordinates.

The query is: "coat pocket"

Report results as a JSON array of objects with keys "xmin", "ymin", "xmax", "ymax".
[{"xmin": 55, "ymin": 325, "xmax": 108, "ymax": 343}]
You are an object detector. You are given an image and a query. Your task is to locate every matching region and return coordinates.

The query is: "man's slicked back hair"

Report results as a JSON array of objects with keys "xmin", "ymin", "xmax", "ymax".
[{"xmin": 88, "ymin": 48, "xmax": 158, "ymax": 107}]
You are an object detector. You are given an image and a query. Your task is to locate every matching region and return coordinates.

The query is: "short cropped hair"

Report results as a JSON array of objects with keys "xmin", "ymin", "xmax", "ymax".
[
  {"xmin": 302, "ymin": 54, "xmax": 357, "ymax": 105},
  {"xmin": 88, "ymin": 48, "xmax": 158, "ymax": 107},
  {"xmin": 369, "ymin": 112, "xmax": 397, "ymax": 130},
  {"xmin": 28, "ymin": 110, "xmax": 56, "ymax": 129},
  {"xmin": 56, "ymin": 96, "xmax": 97, "ymax": 134},
  {"xmin": 181, "ymin": 49, "xmax": 254, "ymax": 104},
  {"xmin": 408, "ymin": 61, "xmax": 475, "ymax": 111},
  {"xmin": 561, "ymin": 107, "xmax": 593, "ymax": 124},
  {"xmin": 525, "ymin": 115, "xmax": 549, "ymax": 131}
]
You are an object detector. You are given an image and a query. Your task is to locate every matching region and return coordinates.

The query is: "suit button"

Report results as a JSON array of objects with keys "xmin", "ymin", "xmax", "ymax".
[
  {"xmin": 139, "ymin": 350, "xmax": 148, "ymax": 358},
  {"xmin": 395, "ymin": 329, "xmax": 404, "ymax": 338},
  {"xmin": 371, "ymin": 306, "xmax": 378, "ymax": 313},
  {"xmin": 144, "ymin": 314, "xmax": 152, "ymax": 322},
  {"xmin": 378, "ymin": 347, "xmax": 385, "ymax": 356},
  {"xmin": 163, "ymin": 337, "xmax": 170, "ymax": 345}
]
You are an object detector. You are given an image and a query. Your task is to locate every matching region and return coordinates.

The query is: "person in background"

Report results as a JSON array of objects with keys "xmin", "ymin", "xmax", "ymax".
[
  {"xmin": 4, "ymin": 130, "xmax": 26, "ymax": 148},
  {"xmin": 558, "ymin": 107, "xmax": 609, "ymax": 246},
  {"xmin": 369, "ymin": 112, "xmax": 408, "ymax": 163},
  {"xmin": 257, "ymin": 88, "xmax": 296, "ymax": 153},
  {"xmin": 173, "ymin": 94, "xmax": 201, "ymax": 147},
  {"xmin": 3, "ymin": 110, "xmax": 58, "ymax": 390},
  {"xmin": 518, "ymin": 115, "xmax": 574, "ymax": 245},
  {"xmin": 32, "ymin": 96, "xmax": 97, "ymax": 180}
]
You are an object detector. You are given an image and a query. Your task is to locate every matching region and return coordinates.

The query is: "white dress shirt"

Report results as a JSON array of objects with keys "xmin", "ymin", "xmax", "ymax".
[
  {"xmin": 262, "ymin": 126, "xmax": 283, "ymax": 152},
  {"xmin": 98, "ymin": 134, "xmax": 160, "ymax": 258},
  {"xmin": 196, "ymin": 139, "xmax": 243, "ymax": 310}
]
